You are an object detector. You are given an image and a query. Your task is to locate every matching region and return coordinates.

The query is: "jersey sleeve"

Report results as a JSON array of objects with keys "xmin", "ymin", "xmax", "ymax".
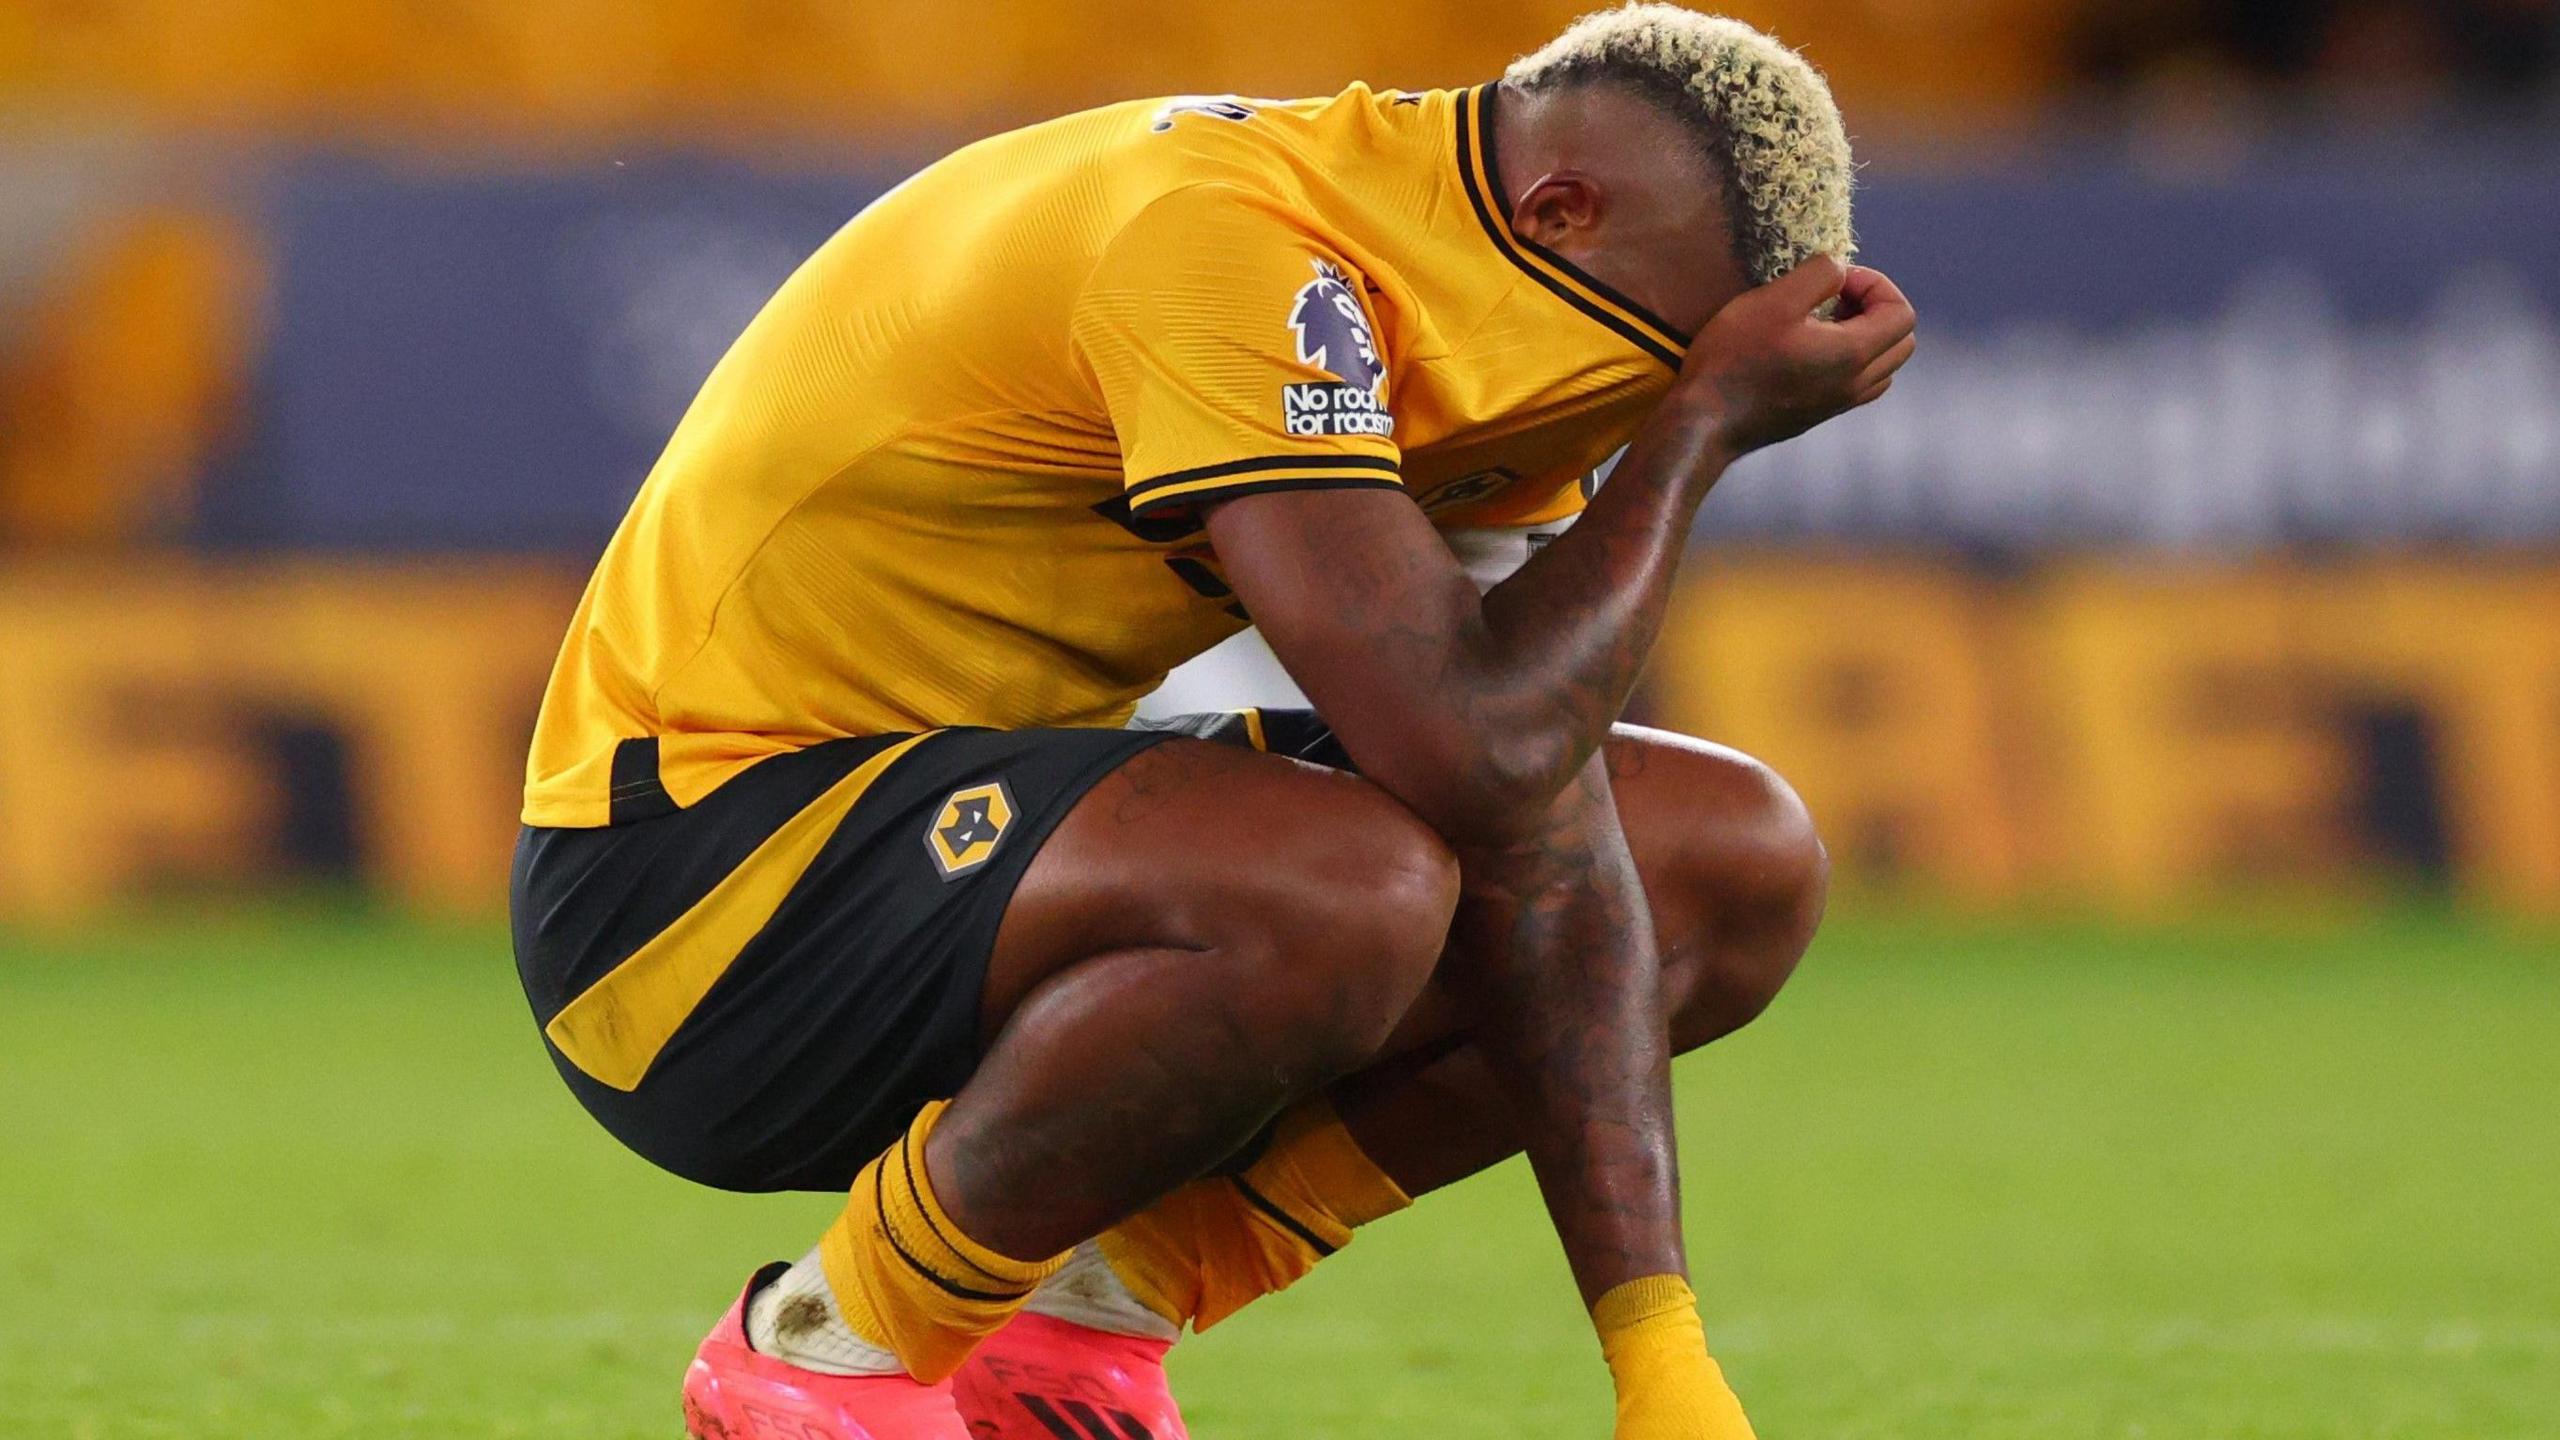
[{"xmin": 1071, "ymin": 183, "xmax": 1403, "ymax": 520}]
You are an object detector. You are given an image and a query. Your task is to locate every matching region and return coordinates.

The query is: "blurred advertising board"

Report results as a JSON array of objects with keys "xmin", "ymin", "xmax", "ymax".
[
  {"xmin": 1716, "ymin": 149, "xmax": 2560, "ymax": 550},
  {"xmin": 208, "ymin": 154, "xmax": 886, "ymax": 550},
  {"xmin": 0, "ymin": 563, "xmax": 574, "ymax": 920},
  {"xmin": 1648, "ymin": 559, "xmax": 2560, "ymax": 914},
  {"xmin": 205, "ymin": 140, "xmax": 2560, "ymax": 553},
  {"xmin": 0, "ymin": 560, "xmax": 2553, "ymax": 920}
]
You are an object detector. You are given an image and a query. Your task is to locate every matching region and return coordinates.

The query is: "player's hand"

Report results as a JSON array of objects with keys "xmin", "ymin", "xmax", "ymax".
[{"xmin": 1666, "ymin": 256, "xmax": 1917, "ymax": 458}]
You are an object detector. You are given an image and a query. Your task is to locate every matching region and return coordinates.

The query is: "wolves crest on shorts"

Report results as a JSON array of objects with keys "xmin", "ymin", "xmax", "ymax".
[{"xmin": 926, "ymin": 780, "xmax": 1017, "ymax": 880}]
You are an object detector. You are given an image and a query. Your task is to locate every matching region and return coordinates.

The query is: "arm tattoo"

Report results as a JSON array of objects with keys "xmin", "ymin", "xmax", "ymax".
[
  {"xmin": 1444, "ymin": 757, "xmax": 1683, "ymax": 1303},
  {"xmin": 1272, "ymin": 415, "xmax": 1733, "ymax": 828},
  {"xmin": 1209, "ymin": 396, "xmax": 1734, "ymax": 1314}
]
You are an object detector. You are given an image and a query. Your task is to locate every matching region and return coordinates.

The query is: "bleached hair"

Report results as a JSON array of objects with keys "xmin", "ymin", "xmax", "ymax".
[{"xmin": 1505, "ymin": 4, "xmax": 1854, "ymax": 282}]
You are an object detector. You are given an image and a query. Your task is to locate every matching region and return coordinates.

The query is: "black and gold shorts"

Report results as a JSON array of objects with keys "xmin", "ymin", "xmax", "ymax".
[{"xmin": 510, "ymin": 725, "xmax": 1175, "ymax": 1193}]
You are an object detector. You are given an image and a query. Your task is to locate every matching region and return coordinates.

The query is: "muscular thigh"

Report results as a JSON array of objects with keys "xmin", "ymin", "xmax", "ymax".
[
  {"xmin": 1069, "ymin": 712, "xmax": 1820, "ymax": 1059},
  {"xmin": 980, "ymin": 735, "xmax": 1458, "ymax": 1043}
]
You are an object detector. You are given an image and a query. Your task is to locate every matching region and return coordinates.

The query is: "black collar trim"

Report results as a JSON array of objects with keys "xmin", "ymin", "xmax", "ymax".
[{"xmin": 1452, "ymin": 82, "xmax": 1689, "ymax": 370}]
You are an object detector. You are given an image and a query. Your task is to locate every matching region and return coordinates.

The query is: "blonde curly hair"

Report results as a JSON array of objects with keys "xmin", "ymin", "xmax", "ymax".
[{"xmin": 1505, "ymin": 4, "xmax": 1854, "ymax": 282}]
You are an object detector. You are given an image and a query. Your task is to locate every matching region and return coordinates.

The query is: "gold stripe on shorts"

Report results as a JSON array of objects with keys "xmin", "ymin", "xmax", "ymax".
[{"xmin": 545, "ymin": 733, "xmax": 933, "ymax": 1091}]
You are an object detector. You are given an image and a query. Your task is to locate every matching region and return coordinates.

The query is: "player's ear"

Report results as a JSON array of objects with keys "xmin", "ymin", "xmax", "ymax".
[{"xmin": 1510, "ymin": 172, "xmax": 1602, "ymax": 248}]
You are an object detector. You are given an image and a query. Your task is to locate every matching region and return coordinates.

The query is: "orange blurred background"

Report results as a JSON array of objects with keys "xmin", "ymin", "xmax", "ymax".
[{"xmin": 3, "ymin": 0, "xmax": 2555, "ymax": 920}]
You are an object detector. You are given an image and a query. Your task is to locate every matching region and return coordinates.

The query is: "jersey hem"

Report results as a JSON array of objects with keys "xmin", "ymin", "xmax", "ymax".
[{"xmin": 521, "ymin": 795, "xmax": 610, "ymax": 829}]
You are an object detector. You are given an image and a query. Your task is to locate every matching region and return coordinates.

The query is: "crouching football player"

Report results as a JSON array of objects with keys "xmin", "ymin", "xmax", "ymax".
[{"xmin": 509, "ymin": 5, "xmax": 1912, "ymax": 1436}]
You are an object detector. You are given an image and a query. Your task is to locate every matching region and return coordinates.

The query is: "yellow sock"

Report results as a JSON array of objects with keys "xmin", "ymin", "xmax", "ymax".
[
  {"xmin": 815, "ymin": 1100, "xmax": 1066, "ymax": 1383},
  {"xmin": 1593, "ymin": 1275, "xmax": 1757, "ymax": 1440},
  {"xmin": 1095, "ymin": 1097, "xmax": 1410, "ymax": 1331}
]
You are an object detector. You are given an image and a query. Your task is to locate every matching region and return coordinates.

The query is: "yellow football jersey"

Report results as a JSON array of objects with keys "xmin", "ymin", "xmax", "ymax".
[{"xmin": 523, "ymin": 82, "xmax": 1684, "ymax": 827}]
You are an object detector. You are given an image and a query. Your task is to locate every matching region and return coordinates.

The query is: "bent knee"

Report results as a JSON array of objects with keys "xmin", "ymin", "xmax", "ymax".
[
  {"xmin": 1282, "ymin": 780, "xmax": 1460, "ymax": 1060},
  {"xmin": 1203, "ymin": 766, "xmax": 1459, "ymax": 1071},
  {"xmin": 1718, "ymin": 751, "xmax": 1830, "ymax": 963},
  {"xmin": 1618, "ymin": 737, "xmax": 1828, "ymax": 1050}
]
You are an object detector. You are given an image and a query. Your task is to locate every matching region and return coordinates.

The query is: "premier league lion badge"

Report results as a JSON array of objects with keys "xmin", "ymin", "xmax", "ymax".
[{"xmin": 1282, "ymin": 260, "xmax": 1393, "ymax": 439}]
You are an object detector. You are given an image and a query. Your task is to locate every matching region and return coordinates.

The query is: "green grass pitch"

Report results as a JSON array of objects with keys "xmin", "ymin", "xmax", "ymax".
[{"xmin": 5, "ymin": 905, "xmax": 2554, "ymax": 1438}]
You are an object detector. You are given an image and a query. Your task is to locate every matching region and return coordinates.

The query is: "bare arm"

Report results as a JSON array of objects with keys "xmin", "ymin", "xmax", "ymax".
[
  {"xmin": 1206, "ymin": 259, "xmax": 1914, "ymax": 848},
  {"xmin": 1440, "ymin": 753, "xmax": 1678, "ymax": 1303},
  {"xmin": 1205, "ymin": 259, "xmax": 1913, "ymax": 1332}
]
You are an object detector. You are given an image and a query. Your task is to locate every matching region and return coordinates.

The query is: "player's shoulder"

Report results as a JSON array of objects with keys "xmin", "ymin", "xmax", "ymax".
[
  {"xmin": 1129, "ymin": 82, "xmax": 1414, "ymax": 146},
  {"xmin": 1114, "ymin": 85, "xmax": 1430, "ymax": 197},
  {"xmin": 1095, "ymin": 84, "xmax": 1437, "ymax": 245}
]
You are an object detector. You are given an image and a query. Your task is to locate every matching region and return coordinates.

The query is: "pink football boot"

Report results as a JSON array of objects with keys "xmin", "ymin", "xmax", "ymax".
[
  {"xmin": 682, "ymin": 1263, "xmax": 970, "ymax": 1440},
  {"xmin": 951, "ymin": 1312, "xmax": 1189, "ymax": 1440}
]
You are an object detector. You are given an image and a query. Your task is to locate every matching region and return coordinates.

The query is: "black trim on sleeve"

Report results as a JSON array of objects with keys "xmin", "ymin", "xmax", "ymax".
[
  {"xmin": 1125, "ymin": 474, "xmax": 1408, "ymax": 520},
  {"xmin": 1125, "ymin": 454, "xmax": 1403, "ymax": 503}
]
